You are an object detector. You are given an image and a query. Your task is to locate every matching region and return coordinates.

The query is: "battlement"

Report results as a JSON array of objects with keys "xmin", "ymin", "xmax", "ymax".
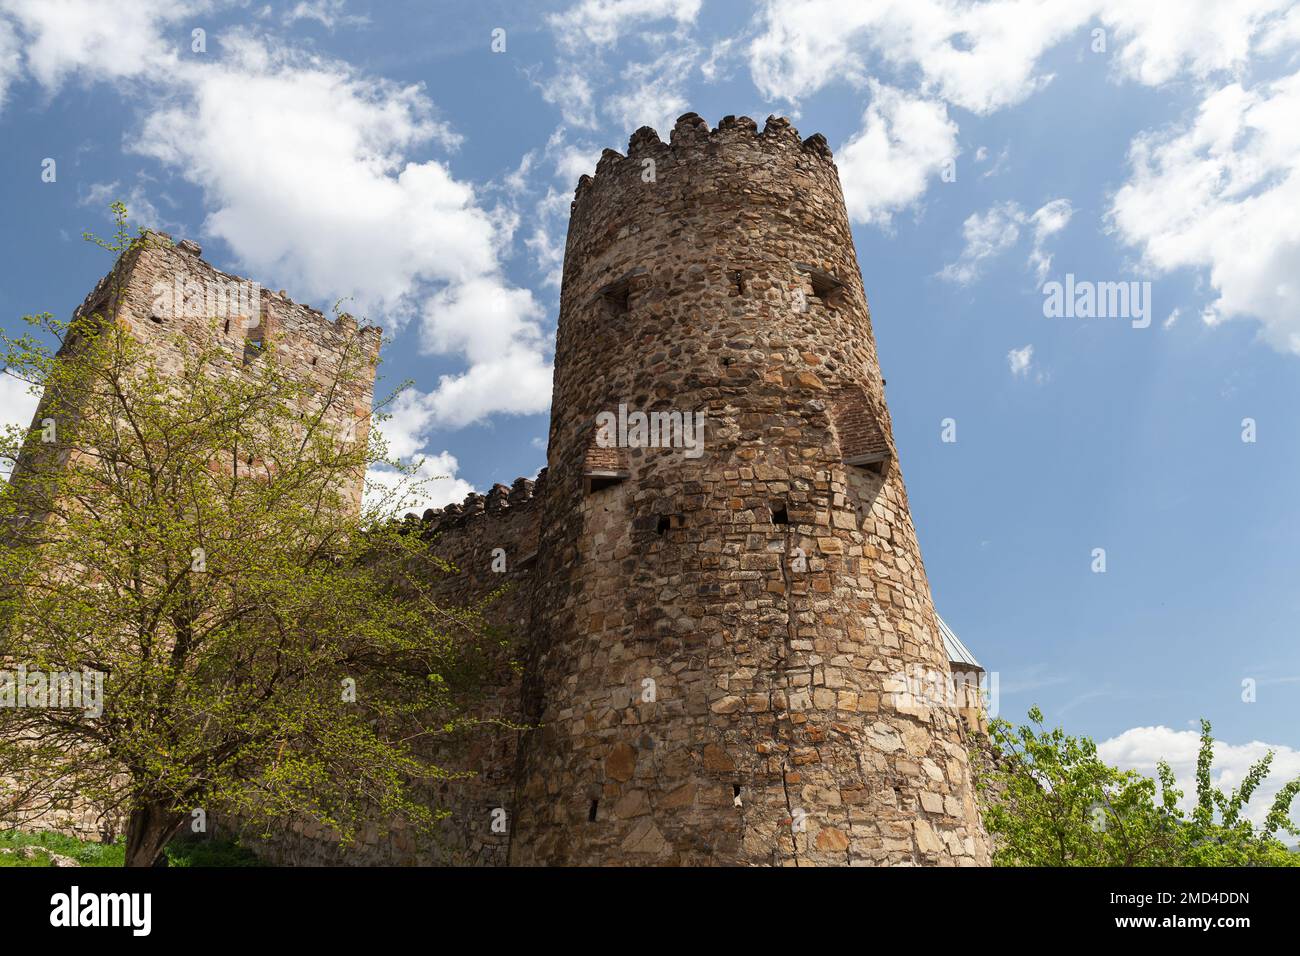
[
  {"xmin": 401, "ymin": 470, "xmax": 548, "ymax": 538},
  {"xmin": 572, "ymin": 113, "xmax": 836, "ymax": 208},
  {"xmin": 71, "ymin": 230, "xmax": 383, "ymax": 359}
]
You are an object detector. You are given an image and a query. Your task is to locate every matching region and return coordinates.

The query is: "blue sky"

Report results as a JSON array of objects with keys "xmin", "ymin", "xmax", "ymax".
[{"xmin": 1, "ymin": 0, "xmax": 1298, "ymax": 822}]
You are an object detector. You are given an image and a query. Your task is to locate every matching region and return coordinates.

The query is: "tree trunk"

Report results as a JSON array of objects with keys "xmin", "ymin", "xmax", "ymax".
[{"xmin": 124, "ymin": 803, "xmax": 184, "ymax": 867}]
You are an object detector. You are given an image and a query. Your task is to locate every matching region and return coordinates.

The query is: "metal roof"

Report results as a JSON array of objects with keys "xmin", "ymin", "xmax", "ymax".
[{"xmin": 936, "ymin": 613, "xmax": 982, "ymax": 670}]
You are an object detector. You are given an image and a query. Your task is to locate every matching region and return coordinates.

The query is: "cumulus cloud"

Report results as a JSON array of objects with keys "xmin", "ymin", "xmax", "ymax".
[
  {"xmin": 749, "ymin": 0, "xmax": 1300, "ymax": 109},
  {"xmin": 0, "ymin": 0, "xmax": 200, "ymax": 92},
  {"xmin": 365, "ymin": 449, "xmax": 475, "ymax": 516},
  {"xmin": 748, "ymin": 0, "xmax": 1300, "ymax": 241},
  {"xmin": 749, "ymin": 0, "xmax": 1093, "ymax": 114},
  {"xmin": 120, "ymin": 33, "xmax": 552, "ymax": 426},
  {"xmin": 837, "ymin": 82, "xmax": 958, "ymax": 227},
  {"xmin": 364, "ymin": 387, "xmax": 476, "ymax": 515},
  {"xmin": 1099, "ymin": 724, "xmax": 1300, "ymax": 831},
  {"xmin": 1099, "ymin": 0, "xmax": 1292, "ymax": 87},
  {"xmin": 1109, "ymin": 71, "xmax": 1300, "ymax": 355},
  {"xmin": 0, "ymin": 8, "xmax": 554, "ymax": 432}
]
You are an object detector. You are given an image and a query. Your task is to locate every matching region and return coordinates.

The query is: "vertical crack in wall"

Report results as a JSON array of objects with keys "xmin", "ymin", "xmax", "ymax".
[{"xmin": 778, "ymin": 518, "xmax": 801, "ymax": 866}]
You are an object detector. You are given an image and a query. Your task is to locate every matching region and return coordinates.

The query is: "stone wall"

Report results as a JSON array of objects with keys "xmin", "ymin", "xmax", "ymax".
[
  {"xmin": 224, "ymin": 478, "xmax": 543, "ymax": 865},
  {"xmin": 10, "ymin": 115, "xmax": 992, "ymax": 867},
  {"xmin": 36, "ymin": 233, "xmax": 382, "ymax": 510},
  {"xmin": 3, "ymin": 233, "xmax": 381, "ymax": 849}
]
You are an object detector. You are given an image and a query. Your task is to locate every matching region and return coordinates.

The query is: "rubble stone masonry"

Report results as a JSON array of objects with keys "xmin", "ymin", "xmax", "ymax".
[
  {"xmin": 17, "ymin": 113, "xmax": 990, "ymax": 866},
  {"xmin": 507, "ymin": 113, "xmax": 989, "ymax": 865}
]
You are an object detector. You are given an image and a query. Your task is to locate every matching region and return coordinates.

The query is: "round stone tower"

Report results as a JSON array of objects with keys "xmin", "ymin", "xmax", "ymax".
[{"xmin": 509, "ymin": 113, "xmax": 990, "ymax": 866}]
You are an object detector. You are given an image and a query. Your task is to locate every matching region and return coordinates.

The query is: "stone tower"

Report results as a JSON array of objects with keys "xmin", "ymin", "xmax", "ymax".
[
  {"xmin": 9, "ymin": 233, "xmax": 381, "ymax": 513},
  {"xmin": 509, "ymin": 113, "xmax": 990, "ymax": 866}
]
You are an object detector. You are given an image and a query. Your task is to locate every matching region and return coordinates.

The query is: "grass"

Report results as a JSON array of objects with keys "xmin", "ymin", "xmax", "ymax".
[{"xmin": 0, "ymin": 829, "xmax": 263, "ymax": 867}]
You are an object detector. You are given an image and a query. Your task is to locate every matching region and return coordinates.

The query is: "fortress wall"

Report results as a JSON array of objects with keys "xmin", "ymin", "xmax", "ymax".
[{"xmin": 224, "ymin": 478, "xmax": 543, "ymax": 866}]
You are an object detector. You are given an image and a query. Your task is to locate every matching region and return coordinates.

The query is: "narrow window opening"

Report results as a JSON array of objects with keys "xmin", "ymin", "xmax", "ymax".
[
  {"xmin": 810, "ymin": 273, "xmax": 840, "ymax": 304},
  {"xmin": 771, "ymin": 502, "xmax": 789, "ymax": 525},
  {"xmin": 796, "ymin": 264, "xmax": 845, "ymax": 308},
  {"xmin": 588, "ymin": 799, "xmax": 599, "ymax": 822},
  {"xmin": 732, "ymin": 784, "xmax": 742, "ymax": 798},
  {"xmin": 223, "ymin": 318, "xmax": 231, "ymax": 334},
  {"xmin": 243, "ymin": 311, "xmax": 270, "ymax": 364},
  {"xmin": 598, "ymin": 277, "xmax": 631, "ymax": 317},
  {"xmin": 730, "ymin": 270, "xmax": 745, "ymax": 296},
  {"xmin": 655, "ymin": 514, "xmax": 684, "ymax": 535}
]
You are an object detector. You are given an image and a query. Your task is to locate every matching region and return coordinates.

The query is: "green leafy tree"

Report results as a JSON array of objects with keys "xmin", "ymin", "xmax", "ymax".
[
  {"xmin": 976, "ymin": 707, "xmax": 1299, "ymax": 866},
  {"xmin": 0, "ymin": 207, "xmax": 496, "ymax": 866}
]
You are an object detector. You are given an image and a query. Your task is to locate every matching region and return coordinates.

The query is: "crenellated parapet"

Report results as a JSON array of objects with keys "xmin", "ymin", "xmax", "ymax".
[
  {"xmin": 573, "ymin": 112, "xmax": 837, "ymax": 210},
  {"xmin": 407, "ymin": 470, "xmax": 548, "ymax": 539}
]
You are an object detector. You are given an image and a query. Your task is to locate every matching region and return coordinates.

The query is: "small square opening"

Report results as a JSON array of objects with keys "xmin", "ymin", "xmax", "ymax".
[
  {"xmin": 585, "ymin": 472, "xmax": 626, "ymax": 494},
  {"xmin": 599, "ymin": 277, "xmax": 631, "ymax": 316},
  {"xmin": 771, "ymin": 502, "xmax": 789, "ymax": 525}
]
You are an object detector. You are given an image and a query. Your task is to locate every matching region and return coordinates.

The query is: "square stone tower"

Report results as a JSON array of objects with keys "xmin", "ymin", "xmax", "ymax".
[{"xmin": 9, "ymin": 233, "xmax": 381, "ymax": 512}]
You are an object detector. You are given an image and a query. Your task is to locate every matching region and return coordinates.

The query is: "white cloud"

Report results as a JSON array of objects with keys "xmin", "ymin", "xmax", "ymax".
[
  {"xmin": 837, "ymin": 82, "xmax": 958, "ymax": 227},
  {"xmin": 538, "ymin": 69, "xmax": 597, "ymax": 129},
  {"xmin": 749, "ymin": 0, "xmax": 1093, "ymax": 114},
  {"xmin": 1027, "ymin": 197, "xmax": 1073, "ymax": 284},
  {"xmin": 366, "ymin": 388, "xmax": 477, "ymax": 515},
  {"xmin": 79, "ymin": 179, "xmax": 178, "ymax": 233},
  {"xmin": 365, "ymin": 449, "xmax": 475, "ymax": 516},
  {"xmin": 941, "ymin": 198, "xmax": 1071, "ymax": 284},
  {"xmin": 283, "ymin": 0, "xmax": 367, "ymax": 29},
  {"xmin": 0, "ymin": 373, "xmax": 41, "ymax": 481},
  {"xmin": 1109, "ymin": 71, "xmax": 1300, "ymax": 355},
  {"xmin": 0, "ymin": 0, "xmax": 200, "ymax": 92},
  {"xmin": 119, "ymin": 33, "xmax": 552, "ymax": 425},
  {"xmin": 602, "ymin": 47, "xmax": 696, "ymax": 137},
  {"xmin": 0, "ymin": 372, "xmax": 39, "ymax": 433},
  {"xmin": 552, "ymin": 141, "xmax": 600, "ymax": 185},
  {"xmin": 0, "ymin": 16, "xmax": 20, "ymax": 110},
  {"xmin": 417, "ymin": 345, "xmax": 554, "ymax": 430},
  {"xmin": 1099, "ymin": 724, "xmax": 1300, "ymax": 832},
  {"xmin": 540, "ymin": 0, "xmax": 707, "ymax": 141},
  {"xmin": 749, "ymin": 0, "xmax": 1300, "ymax": 110},
  {"xmin": 548, "ymin": 0, "xmax": 701, "ymax": 52},
  {"xmin": 1099, "ymin": 0, "xmax": 1292, "ymax": 87},
  {"xmin": 940, "ymin": 200, "xmax": 1024, "ymax": 283},
  {"xmin": 133, "ymin": 35, "xmax": 476, "ymax": 316},
  {"xmin": 1007, "ymin": 343, "xmax": 1035, "ymax": 377}
]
